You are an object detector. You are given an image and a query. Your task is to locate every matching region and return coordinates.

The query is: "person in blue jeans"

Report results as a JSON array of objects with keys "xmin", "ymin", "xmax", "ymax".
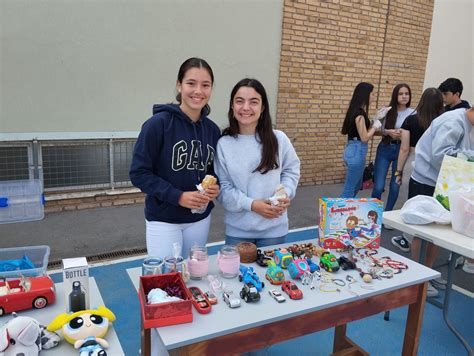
[
  {"xmin": 341, "ymin": 82, "xmax": 384, "ymax": 198},
  {"xmin": 371, "ymin": 83, "xmax": 415, "ymax": 210}
]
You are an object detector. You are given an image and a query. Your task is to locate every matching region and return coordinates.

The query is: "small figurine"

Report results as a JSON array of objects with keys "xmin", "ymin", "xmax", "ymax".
[
  {"xmin": 265, "ymin": 260, "xmax": 285, "ymax": 285},
  {"xmin": 47, "ymin": 306, "xmax": 116, "ymax": 356}
]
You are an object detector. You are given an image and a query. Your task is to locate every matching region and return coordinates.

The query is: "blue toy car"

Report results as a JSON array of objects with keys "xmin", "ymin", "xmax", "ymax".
[{"xmin": 239, "ymin": 265, "xmax": 265, "ymax": 292}]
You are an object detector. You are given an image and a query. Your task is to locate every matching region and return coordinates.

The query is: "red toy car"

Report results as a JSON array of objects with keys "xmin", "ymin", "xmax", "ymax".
[
  {"xmin": 0, "ymin": 276, "xmax": 56, "ymax": 316},
  {"xmin": 281, "ymin": 280, "xmax": 303, "ymax": 300}
]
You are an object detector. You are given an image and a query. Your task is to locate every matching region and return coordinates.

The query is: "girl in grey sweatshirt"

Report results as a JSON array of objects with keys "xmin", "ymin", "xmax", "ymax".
[{"xmin": 215, "ymin": 78, "xmax": 300, "ymax": 247}]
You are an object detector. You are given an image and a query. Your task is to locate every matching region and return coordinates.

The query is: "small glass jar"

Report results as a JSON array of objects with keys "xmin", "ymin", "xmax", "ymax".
[
  {"xmin": 217, "ymin": 244, "xmax": 240, "ymax": 278},
  {"xmin": 187, "ymin": 246, "xmax": 209, "ymax": 280},
  {"xmin": 141, "ymin": 257, "xmax": 164, "ymax": 276},
  {"xmin": 163, "ymin": 256, "xmax": 186, "ymax": 274}
]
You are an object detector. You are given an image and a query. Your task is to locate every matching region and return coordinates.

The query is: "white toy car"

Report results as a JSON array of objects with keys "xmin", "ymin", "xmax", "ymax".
[
  {"xmin": 223, "ymin": 290, "xmax": 241, "ymax": 308},
  {"xmin": 268, "ymin": 288, "xmax": 286, "ymax": 303}
]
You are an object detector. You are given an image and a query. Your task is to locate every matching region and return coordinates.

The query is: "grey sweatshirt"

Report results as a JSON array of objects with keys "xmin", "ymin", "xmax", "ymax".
[
  {"xmin": 215, "ymin": 130, "xmax": 300, "ymax": 238},
  {"xmin": 412, "ymin": 108, "xmax": 474, "ymax": 186}
]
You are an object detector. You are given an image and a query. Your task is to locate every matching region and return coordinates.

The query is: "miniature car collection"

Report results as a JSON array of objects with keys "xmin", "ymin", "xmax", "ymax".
[{"xmin": 0, "ymin": 276, "xmax": 56, "ymax": 315}]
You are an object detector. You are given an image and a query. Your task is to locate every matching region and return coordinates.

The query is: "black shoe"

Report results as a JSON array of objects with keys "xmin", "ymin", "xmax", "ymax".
[{"xmin": 391, "ymin": 235, "xmax": 410, "ymax": 252}]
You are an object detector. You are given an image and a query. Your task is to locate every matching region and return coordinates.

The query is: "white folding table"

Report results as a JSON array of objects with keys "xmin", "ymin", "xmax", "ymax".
[{"xmin": 383, "ymin": 210, "xmax": 473, "ymax": 355}]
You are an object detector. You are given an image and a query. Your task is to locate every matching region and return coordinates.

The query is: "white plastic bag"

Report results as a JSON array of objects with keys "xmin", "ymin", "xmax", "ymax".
[{"xmin": 400, "ymin": 195, "xmax": 451, "ymax": 225}]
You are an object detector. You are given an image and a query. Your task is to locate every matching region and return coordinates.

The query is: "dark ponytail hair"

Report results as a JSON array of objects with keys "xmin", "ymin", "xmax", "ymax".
[
  {"xmin": 341, "ymin": 82, "xmax": 374, "ymax": 134},
  {"xmin": 384, "ymin": 83, "xmax": 411, "ymax": 129},
  {"xmin": 175, "ymin": 57, "xmax": 214, "ymax": 114},
  {"xmin": 223, "ymin": 78, "xmax": 279, "ymax": 174}
]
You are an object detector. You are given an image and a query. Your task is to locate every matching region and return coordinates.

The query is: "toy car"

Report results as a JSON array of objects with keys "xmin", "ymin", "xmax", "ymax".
[
  {"xmin": 319, "ymin": 252, "xmax": 340, "ymax": 272},
  {"xmin": 265, "ymin": 260, "xmax": 285, "ymax": 285},
  {"xmin": 268, "ymin": 288, "xmax": 286, "ymax": 303},
  {"xmin": 256, "ymin": 249, "xmax": 272, "ymax": 267},
  {"xmin": 281, "ymin": 280, "xmax": 303, "ymax": 300},
  {"xmin": 239, "ymin": 265, "xmax": 264, "ymax": 292},
  {"xmin": 240, "ymin": 283, "xmax": 260, "ymax": 303},
  {"xmin": 222, "ymin": 290, "xmax": 241, "ymax": 308},
  {"xmin": 0, "ymin": 276, "xmax": 56, "ymax": 315},
  {"xmin": 337, "ymin": 256, "xmax": 357, "ymax": 270}
]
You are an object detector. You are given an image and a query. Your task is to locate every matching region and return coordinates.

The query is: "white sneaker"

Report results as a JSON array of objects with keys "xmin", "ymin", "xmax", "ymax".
[
  {"xmin": 427, "ymin": 282, "xmax": 439, "ymax": 298},
  {"xmin": 455, "ymin": 256, "xmax": 465, "ymax": 269},
  {"xmin": 462, "ymin": 259, "xmax": 474, "ymax": 274},
  {"xmin": 383, "ymin": 224, "xmax": 394, "ymax": 230},
  {"xmin": 431, "ymin": 277, "xmax": 447, "ymax": 290}
]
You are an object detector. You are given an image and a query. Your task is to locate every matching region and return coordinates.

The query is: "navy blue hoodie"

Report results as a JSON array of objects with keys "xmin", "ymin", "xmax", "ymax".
[{"xmin": 130, "ymin": 104, "xmax": 221, "ymax": 223}]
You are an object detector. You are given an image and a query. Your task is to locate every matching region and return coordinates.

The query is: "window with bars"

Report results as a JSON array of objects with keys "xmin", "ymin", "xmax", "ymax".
[{"xmin": 0, "ymin": 139, "xmax": 136, "ymax": 192}]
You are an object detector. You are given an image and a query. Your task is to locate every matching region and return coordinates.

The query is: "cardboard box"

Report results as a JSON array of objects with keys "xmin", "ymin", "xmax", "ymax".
[
  {"xmin": 139, "ymin": 273, "xmax": 193, "ymax": 329},
  {"xmin": 62, "ymin": 257, "xmax": 89, "ymax": 312},
  {"xmin": 319, "ymin": 198, "xmax": 383, "ymax": 249}
]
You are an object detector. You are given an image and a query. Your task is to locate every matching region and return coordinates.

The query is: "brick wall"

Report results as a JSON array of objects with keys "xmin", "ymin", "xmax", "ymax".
[
  {"xmin": 277, "ymin": 0, "xmax": 434, "ymax": 185},
  {"xmin": 44, "ymin": 191, "xmax": 145, "ymax": 213}
]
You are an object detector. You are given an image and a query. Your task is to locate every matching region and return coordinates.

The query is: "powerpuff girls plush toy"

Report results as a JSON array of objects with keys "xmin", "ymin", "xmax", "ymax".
[{"xmin": 47, "ymin": 306, "xmax": 116, "ymax": 356}]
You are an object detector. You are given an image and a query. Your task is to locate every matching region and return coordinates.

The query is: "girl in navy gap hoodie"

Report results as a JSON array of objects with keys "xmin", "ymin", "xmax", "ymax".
[{"xmin": 130, "ymin": 58, "xmax": 220, "ymax": 258}]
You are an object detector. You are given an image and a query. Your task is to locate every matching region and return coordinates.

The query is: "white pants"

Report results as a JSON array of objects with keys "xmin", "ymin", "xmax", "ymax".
[{"xmin": 145, "ymin": 215, "xmax": 211, "ymax": 259}]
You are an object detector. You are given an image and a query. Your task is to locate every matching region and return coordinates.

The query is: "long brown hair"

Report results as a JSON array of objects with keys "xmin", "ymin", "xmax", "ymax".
[
  {"xmin": 384, "ymin": 83, "xmax": 411, "ymax": 129},
  {"xmin": 222, "ymin": 78, "xmax": 278, "ymax": 174},
  {"xmin": 415, "ymin": 88, "xmax": 444, "ymax": 130}
]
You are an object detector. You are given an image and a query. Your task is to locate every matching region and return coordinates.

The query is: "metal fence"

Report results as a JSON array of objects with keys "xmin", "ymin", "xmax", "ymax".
[{"xmin": 0, "ymin": 139, "xmax": 136, "ymax": 192}]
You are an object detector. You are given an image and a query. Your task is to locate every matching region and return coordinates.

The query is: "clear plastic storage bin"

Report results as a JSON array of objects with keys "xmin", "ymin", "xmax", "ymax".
[
  {"xmin": 0, "ymin": 179, "xmax": 44, "ymax": 224},
  {"xmin": 0, "ymin": 245, "xmax": 50, "ymax": 278}
]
